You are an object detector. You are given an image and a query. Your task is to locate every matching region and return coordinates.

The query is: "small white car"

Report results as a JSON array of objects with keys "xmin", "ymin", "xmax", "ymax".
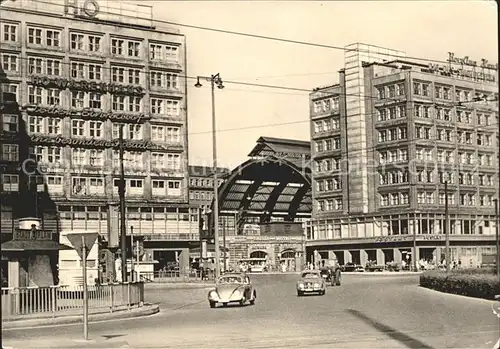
[{"xmin": 208, "ymin": 273, "xmax": 257, "ymax": 308}]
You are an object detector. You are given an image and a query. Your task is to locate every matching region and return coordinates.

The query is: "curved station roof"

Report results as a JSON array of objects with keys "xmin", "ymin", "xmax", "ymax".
[{"xmin": 215, "ymin": 137, "xmax": 312, "ymax": 223}]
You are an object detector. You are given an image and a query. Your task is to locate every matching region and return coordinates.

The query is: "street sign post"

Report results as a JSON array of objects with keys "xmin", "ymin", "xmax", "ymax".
[{"xmin": 66, "ymin": 231, "xmax": 99, "ymax": 341}]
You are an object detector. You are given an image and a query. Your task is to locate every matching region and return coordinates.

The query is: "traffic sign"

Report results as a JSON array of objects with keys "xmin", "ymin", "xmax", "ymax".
[{"xmin": 66, "ymin": 231, "xmax": 99, "ymax": 259}]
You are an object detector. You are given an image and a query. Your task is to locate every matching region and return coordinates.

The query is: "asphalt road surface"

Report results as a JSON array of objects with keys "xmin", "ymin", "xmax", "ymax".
[{"xmin": 2, "ymin": 274, "xmax": 499, "ymax": 349}]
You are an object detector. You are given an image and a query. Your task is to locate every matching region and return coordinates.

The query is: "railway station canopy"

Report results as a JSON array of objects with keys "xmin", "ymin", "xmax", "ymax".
[{"xmin": 215, "ymin": 137, "xmax": 312, "ymax": 223}]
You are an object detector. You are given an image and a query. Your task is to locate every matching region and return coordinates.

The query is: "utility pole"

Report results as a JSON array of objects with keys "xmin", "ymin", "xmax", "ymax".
[
  {"xmin": 223, "ymin": 217, "xmax": 227, "ymax": 272},
  {"xmin": 119, "ymin": 125, "xmax": 127, "ymax": 282},
  {"xmin": 444, "ymin": 180, "xmax": 450, "ymax": 273},
  {"xmin": 495, "ymin": 199, "xmax": 499, "ymax": 281},
  {"xmin": 130, "ymin": 226, "xmax": 134, "ymax": 282}
]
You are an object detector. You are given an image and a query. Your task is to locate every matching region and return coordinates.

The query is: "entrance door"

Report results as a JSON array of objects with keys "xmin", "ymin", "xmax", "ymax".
[{"xmin": 281, "ymin": 250, "xmax": 295, "ymax": 272}]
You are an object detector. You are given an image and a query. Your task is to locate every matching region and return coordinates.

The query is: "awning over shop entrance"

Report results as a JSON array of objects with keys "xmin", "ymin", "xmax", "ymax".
[{"xmin": 1, "ymin": 240, "xmax": 73, "ymax": 252}]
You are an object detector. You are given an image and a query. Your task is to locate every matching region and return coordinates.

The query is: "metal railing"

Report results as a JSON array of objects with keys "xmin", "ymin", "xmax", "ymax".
[
  {"xmin": 140, "ymin": 270, "xmax": 211, "ymax": 283},
  {"xmin": 1, "ymin": 282, "xmax": 144, "ymax": 320}
]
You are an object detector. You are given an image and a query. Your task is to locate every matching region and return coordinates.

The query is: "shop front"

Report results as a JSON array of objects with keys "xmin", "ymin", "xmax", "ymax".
[
  {"xmin": 307, "ymin": 233, "xmax": 498, "ymax": 270},
  {"xmin": 227, "ymin": 235, "xmax": 304, "ymax": 272}
]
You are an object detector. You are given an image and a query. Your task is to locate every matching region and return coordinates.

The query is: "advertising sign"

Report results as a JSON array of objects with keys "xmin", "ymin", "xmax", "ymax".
[{"xmin": 260, "ymin": 222, "xmax": 303, "ymax": 237}]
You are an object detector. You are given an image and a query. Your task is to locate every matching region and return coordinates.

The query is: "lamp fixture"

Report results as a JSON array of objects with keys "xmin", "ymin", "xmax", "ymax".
[{"xmin": 194, "ymin": 77, "xmax": 202, "ymax": 88}]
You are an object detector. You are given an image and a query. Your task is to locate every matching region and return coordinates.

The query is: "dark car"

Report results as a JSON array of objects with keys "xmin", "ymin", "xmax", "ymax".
[{"xmin": 342, "ymin": 262, "xmax": 364, "ymax": 272}]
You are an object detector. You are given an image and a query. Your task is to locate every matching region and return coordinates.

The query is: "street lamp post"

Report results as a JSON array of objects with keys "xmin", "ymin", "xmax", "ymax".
[
  {"xmin": 444, "ymin": 180, "xmax": 450, "ymax": 274},
  {"xmin": 195, "ymin": 74, "xmax": 224, "ymax": 279}
]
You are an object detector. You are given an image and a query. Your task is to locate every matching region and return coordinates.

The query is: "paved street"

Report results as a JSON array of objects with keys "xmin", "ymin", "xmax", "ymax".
[{"xmin": 2, "ymin": 274, "xmax": 499, "ymax": 349}]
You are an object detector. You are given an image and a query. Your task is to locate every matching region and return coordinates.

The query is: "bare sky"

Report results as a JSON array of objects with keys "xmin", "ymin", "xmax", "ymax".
[{"xmin": 142, "ymin": 0, "xmax": 498, "ymax": 170}]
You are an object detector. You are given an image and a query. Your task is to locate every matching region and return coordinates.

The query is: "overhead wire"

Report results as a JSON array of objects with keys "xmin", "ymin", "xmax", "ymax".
[
  {"xmin": 13, "ymin": 0, "xmax": 491, "ymax": 67},
  {"xmin": 3, "ymin": 0, "xmax": 498, "ymax": 160}
]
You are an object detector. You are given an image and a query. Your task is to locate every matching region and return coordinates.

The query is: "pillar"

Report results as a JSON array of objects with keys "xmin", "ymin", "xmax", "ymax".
[
  {"xmin": 393, "ymin": 248, "xmax": 402, "ymax": 263},
  {"xmin": 343, "ymin": 250, "xmax": 352, "ymax": 263},
  {"xmin": 178, "ymin": 248, "xmax": 190, "ymax": 275},
  {"xmin": 414, "ymin": 246, "xmax": 420, "ymax": 262},
  {"xmin": 7, "ymin": 259, "xmax": 20, "ymax": 288},
  {"xmin": 360, "ymin": 250, "xmax": 368, "ymax": 266},
  {"xmin": 376, "ymin": 249, "xmax": 385, "ymax": 265}
]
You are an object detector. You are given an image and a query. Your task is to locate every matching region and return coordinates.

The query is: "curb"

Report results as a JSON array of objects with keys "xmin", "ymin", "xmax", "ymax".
[
  {"xmin": 145, "ymin": 283, "xmax": 212, "ymax": 289},
  {"xmin": 2, "ymin": 304, "xmax": 160, "ymax": 330}
]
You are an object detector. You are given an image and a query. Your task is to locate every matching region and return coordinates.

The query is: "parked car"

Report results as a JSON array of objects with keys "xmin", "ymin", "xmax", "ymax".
[
  {"xmin": 342, "ymin": 262, "xmax": 365, "ymax": 272},
  {"xmin": 365, "ymin": 261, "xmax": 385, "ymax": 272},
  {"xmin": 297, "ymin": 270, "xmax": 326, "ymax": 296},
  {"xmin": 207, "ymin": 273, "xmax": 256, "ymax": 308}
]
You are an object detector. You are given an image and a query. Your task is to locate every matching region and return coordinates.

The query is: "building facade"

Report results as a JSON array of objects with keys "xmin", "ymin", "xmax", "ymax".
[
  {"xmin": 188, "ymin": 165, "xmax": 229, "ymax": 212},
  {"xmin": 0, "ymin": 0, "xmax": 197, "ymax": 274},
  {"xmin": 213, "ymin": 137, "xmax": 312, "ymax": 271},
  {"xmin": 309, "ymin": 43, "xmax": 499, "ymax": 268}
]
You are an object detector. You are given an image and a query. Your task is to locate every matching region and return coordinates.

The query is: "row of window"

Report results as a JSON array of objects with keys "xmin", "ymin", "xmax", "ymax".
[
  {"xmin": 1, "ymin": 54, "xmax": 181, "ymax": 89},
  {"xmin": 313, "ymin": 158, "xmax": 342, "ymax": 173},
  {"xmin": 413, "ymin": 125, "xmax": 494, "ymax": 146},
  {"xmin": 189, "ymin": 178, "xmax": 224, "ymax": 188},
  {"xmin": 314, "ymin": 137, "xmax": 341, "ymax": 153},
  {"xmin": 315, "ymin": 177, "xmax": 342, "ymax": 192},
  {"xmin": 1, "ymin": 24, "xmax": 180, "ymax": 63},
  {"xmin": 22, "ymin": 86, "xmax": 181, "ymax": 116},
  {"xmin": 376, "ymin": 105, "xmax": 407, "ymax": 121},
  {"xmin": 415, "ymin": 171, "xmax": 495, "ymax": 186},
  {"xmin": 3, "ymin": 115, "xmax": 181, "ymax": 143},
  {"xmin": 315, "ymin": 197, "xmax": 343, "ymax": 212},
  {"xmin": 15, "ymin": 115, "xmax": 182, "ymax": 143},
  {"xmin": 413, "ymin": 192, "xmax": 497, "ymax": 207},
  {"xmin": 377, "ymin": 81, "xmax": 494, "ymax": 103},
  {"xmin": 376, "ymin": 82, "xmax": 406, "ymax": 99},
  {"xmin": 1, "ymin": 144, "xmax": 183, "ymax": 170},
  {"xmin": 415, "ymin": 148, "xmax": 495, "ymax": 167},
  {"xmin": 414, "ymin": 104, "xmax": 494, "ymax": 126},
  {"xmin": 1, "ymin": 174, "xmax": 183, "ymax": 197},
  {"xmin": 378, "ymin": 127, "xmax": 407, "ymax": 142},
  {"xmin": 189, "ymin": 190, "xmax": 215, "ymax": 201},
  {"xmin": 313, "ymin": 117, "xmax": 340, "ymax": 133},
  {"xmin": 379, "ymin": 192, "xmax": 409, "ymax": 206},
  {"xmin": 312, "ymin": 96, "xmax": 341, "ymax": 114},
  {"xmin": 379, "ymin": 171, "xmax": 409, "ymax": 185}
]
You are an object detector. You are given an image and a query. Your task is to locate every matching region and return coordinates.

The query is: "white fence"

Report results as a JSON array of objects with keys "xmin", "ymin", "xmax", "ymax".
[{"xmin": 1, "ymin": 282, "xmax": 144, "ymax": 320}]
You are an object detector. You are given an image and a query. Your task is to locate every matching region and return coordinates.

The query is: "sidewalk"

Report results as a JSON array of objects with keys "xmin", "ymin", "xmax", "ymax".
[
  {"xmin": 2, "ymin": 303, "xmax": 159, "ymax": 330},
  {"xmin": 342, "ymin": 271, "xmax": 422, "ymax": 276}
]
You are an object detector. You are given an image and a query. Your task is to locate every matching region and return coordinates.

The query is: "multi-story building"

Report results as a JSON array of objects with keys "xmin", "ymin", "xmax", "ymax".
[
  {"xmin": 188, "ymin": 165, "xmax": 229, "ymax": 212},
  {"xmin": 309, "ymin": 43, "xmax": 499, "ymax": 268},
  {"xmin": 0, "ymin": 0, "xmax": 196, "ymax": 274}
]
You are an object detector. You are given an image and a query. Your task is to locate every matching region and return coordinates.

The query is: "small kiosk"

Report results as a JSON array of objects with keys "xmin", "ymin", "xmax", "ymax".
[{"xmin": 1, "ymin": 218, "xmax": 72, "ymax": 287}]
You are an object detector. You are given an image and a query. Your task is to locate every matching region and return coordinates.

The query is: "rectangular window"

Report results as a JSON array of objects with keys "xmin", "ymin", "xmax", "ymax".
[
  {"xmin": 89, "ymin": 92, "xmax": 102, "ymax": 109},
  {"xmin": 111, "ymin": 39, "xmax": 124, "ymax": 55},
  {"xmin": 2, "ymin": 23, "xmax": 18, "ymax": 43},
  {"xmin": 128, "ymin": 41, "xmax": 141, "ymax": 57},
  {"xmin": 88, "ymin": 35, "xmax": 101, "ymax": 52},
  {"xmin": 2, "ymin": 144, "xmax": 19, "ymax": 161},
  {"xmin": 71, "ymin": 33, "xmax": 85, "ymax": 50},
  {"xmin": 151, "ymin": 125, "xmax": 165, "ymax": 141},
  {"xmin": 2, "ymin": 114, "xmax": 18, "ymax": 132},
  {"xmin": 28, "ymin": 27, "xmax": 43, "ymax": 45},
  {"xmin": 2, "ymin": 174, "xmax": 19, "ymax": 192},
  {"xmin": 1, "ymin": 54, "xmax": 18, "ymax": 72},
  {"xmin": 166, "ymin": 73, "xmax": 178, "ymax": 89},
  {"xmin": 45, "ymin": 30, "xmax": 60, "ymax": 47},
  {"xmin": 88, "ymin": 64, "xmax": 102, "ymax": 80}
]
